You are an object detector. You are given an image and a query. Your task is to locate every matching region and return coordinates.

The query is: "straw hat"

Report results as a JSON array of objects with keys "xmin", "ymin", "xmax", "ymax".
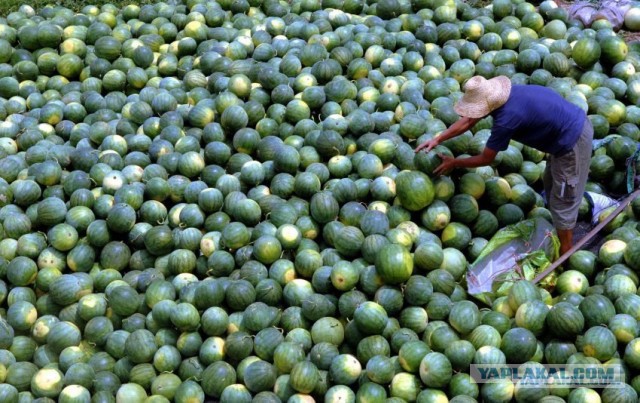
[{"xmin": 454, "ymin": 76, "xmax": 512, "ymax": 118}]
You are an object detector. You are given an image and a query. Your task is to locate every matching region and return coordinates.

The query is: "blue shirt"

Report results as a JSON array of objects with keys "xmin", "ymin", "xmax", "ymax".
[{"xmin": 486, "ymin": 85, "xmax": 586, "ymax": 156}]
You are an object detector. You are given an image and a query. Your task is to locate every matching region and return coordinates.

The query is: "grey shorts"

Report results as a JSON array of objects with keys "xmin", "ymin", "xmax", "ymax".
[{"xmin": 543, "ymin": 117, "xmax": 594, "ymax": 230}]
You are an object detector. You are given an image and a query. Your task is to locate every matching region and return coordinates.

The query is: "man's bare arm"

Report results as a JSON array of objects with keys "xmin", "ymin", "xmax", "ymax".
[{"xmin": 415, "ymin": 116, "xmax": 481, "ymax": 153}]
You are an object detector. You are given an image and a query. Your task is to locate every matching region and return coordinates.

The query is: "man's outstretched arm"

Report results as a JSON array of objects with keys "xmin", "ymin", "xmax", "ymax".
[
  {"xmin": 434, "ymin": 146, "xmax": 498, "ymax": 176},
  {"xmin": 415, "ymin": 116, "xmax": 481, "ymax": 153}
]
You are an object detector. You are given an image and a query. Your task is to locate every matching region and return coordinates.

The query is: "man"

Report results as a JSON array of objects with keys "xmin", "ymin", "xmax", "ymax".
[{"xmin": 415, "ymin": 75, "xmax": 593, "ymax": 256}]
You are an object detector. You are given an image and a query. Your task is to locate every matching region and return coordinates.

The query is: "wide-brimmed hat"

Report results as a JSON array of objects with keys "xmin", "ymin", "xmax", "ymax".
[{"xmin": 454, "ymin": 76, "xmax": 512, "ymax": 118}]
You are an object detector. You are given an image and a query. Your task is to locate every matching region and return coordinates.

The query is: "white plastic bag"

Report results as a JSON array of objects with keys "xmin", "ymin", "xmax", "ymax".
[{"xmin": 584, "ymin": 191, "xmax": 620, "ymax": 225}]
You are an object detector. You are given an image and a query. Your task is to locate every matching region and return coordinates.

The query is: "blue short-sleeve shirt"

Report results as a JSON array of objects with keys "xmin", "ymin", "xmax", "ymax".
[{"xmin": 485, "ymin": 85, "xmax": 586, "ymax": 156}]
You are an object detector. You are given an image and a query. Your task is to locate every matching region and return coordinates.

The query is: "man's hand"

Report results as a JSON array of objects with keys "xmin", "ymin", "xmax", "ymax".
[
  {"xmin": 415, "ymin": 138, "xmax": 438, "ymax": 153},
  {"xmin": 433, "ymin": 147, "xmax": 498, "ymax": 176},
  {"xmin": 434, "ymin": 153, "xmax": 456, "ymax": 176}
]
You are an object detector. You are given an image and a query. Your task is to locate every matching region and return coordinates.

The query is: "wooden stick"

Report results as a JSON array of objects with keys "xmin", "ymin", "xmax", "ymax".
[{"xmin": 532, "ymin": 188, "xmax": 640, "ymax": 284}]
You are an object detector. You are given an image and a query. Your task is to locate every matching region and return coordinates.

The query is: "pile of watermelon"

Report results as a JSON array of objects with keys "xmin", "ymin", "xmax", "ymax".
[{"xmin": 1, "ymin": 0, "xmax": 640, "ymax": 401}]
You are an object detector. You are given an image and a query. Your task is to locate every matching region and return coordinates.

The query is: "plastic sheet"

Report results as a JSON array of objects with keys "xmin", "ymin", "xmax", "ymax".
[
  {"xmin": 626, "ymin": 143, "xmax": 640, "ymax": 193},
  {"xmin": 570, "ymin": 2, "xmax": 600, "ymax": 26},
  {"xmin": 466, "ymin": 217, "xmax": 560, "ymax": 305},
  {"xmin": 467, "ymin": 192, "xmax": 621, "ymax": 305},
  {"xmin": 569, "ymin": 0, "xmax": 634, "ymax": 30},
  {"xmin": 584, "ymin": 191, "xmax": 620, "ymax": 225},
  {"xmin": 592, "ymin": 136, "xmax": 618, "ymax": 151}
]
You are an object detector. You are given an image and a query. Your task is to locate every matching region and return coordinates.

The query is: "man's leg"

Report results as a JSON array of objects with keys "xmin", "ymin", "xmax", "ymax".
[
  {"xmin": 546, "ymin": 151, "xmax": 578, "ymax": 256},
  {"xmin": 557, "ymin": 228, "xmax": 573, "ymax": 256},
  {"xmin": 549, "ymin": 118, "xmax": 593, "ymax": 256},
  {"xmin": 543, "ymin": 160, "xmax": 552, "ymax": 207},
  {"xmin": 542, "ymin": 156, "xmax": 573, "ymax": 253}
]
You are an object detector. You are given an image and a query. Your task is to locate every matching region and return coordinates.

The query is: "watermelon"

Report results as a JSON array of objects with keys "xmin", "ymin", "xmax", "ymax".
[
  {"xmin": 581, "ymin": 326, "xmax": 618, "ymax": 361},
  {"xmin": 449, "ymin": 373, "xmax": 479, "ymax": 399},
  {"xmin": 441, "ymin": 222, "xmax": 472, "ymax": 250},
  {"xmin": 556, "ymin": 270, "xmax": 589, "ymax": 296},
  {"xmin": 290, "ymin": 361, "xmax": 318, "ymax": 393},
  {"xmin": 602, "ymin": 383, "xmax": 638, "ymax": 403},
  {"xmin": 600, "ymin": 36, "xmax": 628, "ymax": 66},
  {"xmin": 329, "ymin": 354, "xmax": 361, "ymax": 385},
  {"xmin": 311, "ymin": 317, "xmax": 344, "ymax": 346},
  {"xmin": 515, "ymin": 300, "xmax": 549, "ymax": 336},
  {"xmin": 508, "ymin": 280, "xmax": 541, "ymax": 312},
  {"xmin": 546, "ymin": 302, "xmax": 585, "ymax": 339},
  {"xmin": 448, "ymin": 300, "xmax": 480, "ymax": 335},
  {"xmin": 481, "ymin": 379, "xmax": 514, "ymax": 402},
  {"xmin": 354, "ymin": 301, "xmax": 388, "ymax": 335},
  {"xmin": 445, "ymin": 340, "xmax": 476, "ymax": 372},
  {"xmin": 395, "ymin": 170, "xmax": 435, "ymax": 211},
  {"xmin": 398, "ymin": 340, "xmax": 431, "ymax": 373},
  {"xmin": 544, "ymin": 340, "xmax": 578, "ymax": 365},
  {"xmin": 375, "ymin": 243, "xmax": 413, "ymax": 285},
  {"xmin": 580, "ymin": 294, "xmax": 617, "ymax": 328},
  {"xmin": 604, "ymin": 274, "xmax": 637, "ymax": 300},
  {"xmin": 390, "ymin": 372, "xmax": 422, "ymax": 401},
  {"xmin": 421, "ymin": 200, "xmax": 451, "ymax": 232},
  {"xmin": 419, "ymin": 352, "xmax": 453, "ymax": 389},
  {"xmin": 325, "ymin": 385, "xmax": 356, "ymax": 403},
  {"xmin": 356, "ymin": 382, "xmax": 387, "ymax": 402},
  {"xmin": 567, "ymin": 250, "xmax": 598, "ymax": 278},
  {"xmin": 310, "ymin": 192, "xmax": 339, "ymax": 223},
  {"xmin": 573, "ymin": 38, "xmax": 601, "ymax": 69},
  {"xmin": 609, "ymin": 314, "xmax": 638, "ymax": 344},
  {"xmin": 501, "ymin": 328, "xmax": 538, "ymax": 364},
  {"xmin": 484, "ymin": 177, "xmax": 512, "ymax": 207},
  {"xmin": 366, "ymin": 354, "xmax": 395, "ymax": 384},
  {"xmin": 243, "ymin": 360, "xmax": 277, "ymax": 393}
]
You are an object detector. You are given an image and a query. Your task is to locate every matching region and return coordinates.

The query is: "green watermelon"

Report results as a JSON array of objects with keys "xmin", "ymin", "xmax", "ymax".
[
  {"xmin": 395, "ymin": 170, "xmax": 435, "ymax": 211},
  {"xmin": 375, "ymin": 244, "xmax": 413, "ymax": 285}
]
